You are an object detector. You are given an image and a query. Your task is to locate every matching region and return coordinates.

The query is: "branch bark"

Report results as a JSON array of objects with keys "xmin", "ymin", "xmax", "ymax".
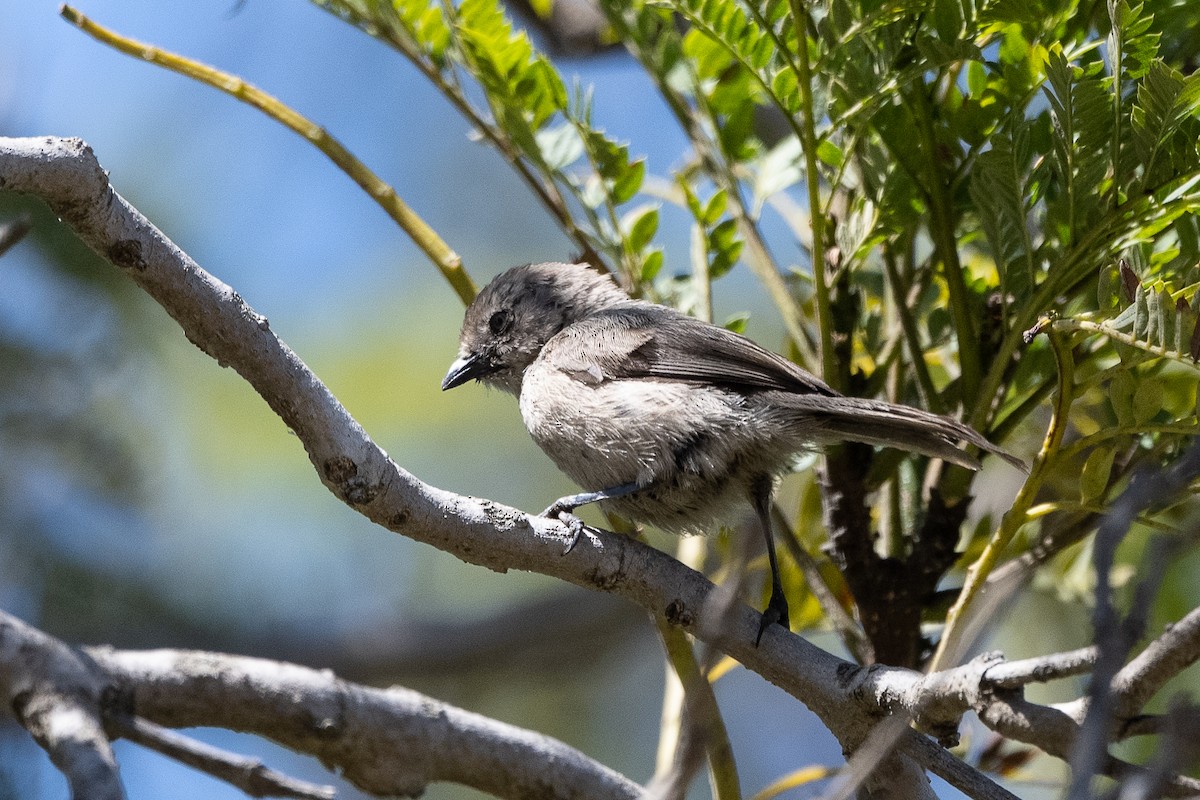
[
  {"xmin": 0, "ymin": 134, "xmax": 1021, "ymax": 800},
  {"xmin": 0, "ymin": 612, "xmax": 123, "ymax": 800},
  {"xmin": 0, "ymin": 609, "xmax": 641, "ymax": 800},
  {"xmin": 107, "ymin": 713, "xmax": 336, "ymax": 800}
]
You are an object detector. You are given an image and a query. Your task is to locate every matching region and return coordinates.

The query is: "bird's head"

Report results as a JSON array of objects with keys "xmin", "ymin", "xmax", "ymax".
[{"xmin": 442, "ymin": 262, "xmax": 629, "ymax": 395}]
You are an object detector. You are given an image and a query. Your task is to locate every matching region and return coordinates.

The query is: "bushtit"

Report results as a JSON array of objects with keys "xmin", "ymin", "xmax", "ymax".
[{"xmin": 443, "ymin": 262, "xmax": 1021, "ymax": 644}]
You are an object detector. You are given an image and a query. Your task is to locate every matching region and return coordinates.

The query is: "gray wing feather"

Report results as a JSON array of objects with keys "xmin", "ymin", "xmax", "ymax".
[
  {"xmin": 544, "ymin": 305, "xmax": 835, "ymax": 396},
  {"xmin": 540, "ymin": 304, "xmax": 1026, "ymax": 472}
]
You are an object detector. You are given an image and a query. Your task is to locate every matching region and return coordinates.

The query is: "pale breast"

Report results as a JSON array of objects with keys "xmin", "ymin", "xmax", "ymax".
[{"xmin": 518, "ymin": 358, "xmax": 766, "ymax": 532}]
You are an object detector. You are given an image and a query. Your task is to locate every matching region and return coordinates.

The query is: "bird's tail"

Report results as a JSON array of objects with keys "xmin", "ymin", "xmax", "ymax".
[{"xmin": 783, "ymin": 394, "xmax": 1026, "ymax": 472}]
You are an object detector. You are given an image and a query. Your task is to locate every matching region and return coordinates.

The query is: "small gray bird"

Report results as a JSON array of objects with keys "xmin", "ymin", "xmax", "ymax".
[{"xmin": 443, "ymin": 262, "xmax": 1021, "ymax": 644}]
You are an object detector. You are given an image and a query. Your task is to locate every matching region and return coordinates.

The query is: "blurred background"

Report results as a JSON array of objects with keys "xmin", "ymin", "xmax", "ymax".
[{"xmin": 0, "ymin": 2, "xmax": 1084, "ymax": 798}]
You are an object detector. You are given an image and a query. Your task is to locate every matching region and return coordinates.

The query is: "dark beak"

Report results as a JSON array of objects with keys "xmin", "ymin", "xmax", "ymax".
[{"xmin": 442, "ymin": 352, "xmax": 489, "ymax": 390}]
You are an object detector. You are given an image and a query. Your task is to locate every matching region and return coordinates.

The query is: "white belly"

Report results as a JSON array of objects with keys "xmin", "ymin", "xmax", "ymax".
[{"xmin": 518, "ymin": 360, "xmax": 763, "ymax": 531}]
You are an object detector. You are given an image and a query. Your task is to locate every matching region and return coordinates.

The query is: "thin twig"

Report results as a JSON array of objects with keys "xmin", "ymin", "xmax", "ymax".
[
  {"xmin": 786, "ymin": 0, "xmax": 836, "ymax": 387},
  {"xmin": 1067, "ymin": 439, "xmax": 1200, "ymax": 799},
  {"xmin": 931, "ymin": 327, "xmax": 1075, "ymax": 671},
  {"xmin": 651, "ymin": 535, "xmax": 742, "ymax": 800},
  {"xmin": 109, "ymin": 714, "xmax": 336, "ymax": 800},
  {"xmin": 1113, "ymin": 605, "xmax": 1200, "ymax": 717},
  {"xmin": 651, "ymin": 619, "xmax": 741, "ymax": 800},
  {"xmin": 983, "ymin": 647, "xmax": 1098, "ymax": 689},
  {"xmin": 59, "ymin": 4, "xmax": 475, "ymax": 305},
  {"xmin": 312, "ymin": 1, "xmax": 608, "ymax": 272}
]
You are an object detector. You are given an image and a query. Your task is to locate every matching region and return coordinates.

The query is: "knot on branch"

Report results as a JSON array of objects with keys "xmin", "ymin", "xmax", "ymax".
[
  {"xmin": 842, "ymin": 652, "xmax": 1012, "ymax": 748},
  {"xmin": 322, "ymin": 456, "xmax": 379, "ymax": 505},
  {"xmin": 106, "ymin": 238, "xmax": 147, "ymax": 271}
]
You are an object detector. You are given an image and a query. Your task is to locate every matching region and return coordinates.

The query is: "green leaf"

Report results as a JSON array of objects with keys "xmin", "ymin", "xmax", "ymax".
[
  {"xmin": 1144, "ymin": 283, "xmax": 1162, "ymax": 345},
  {"xmin": 1080, "ymin": 447, "xmax": 1116, "ymax": 504},
  {"xmin": 1098, "ymin": 262, "xmax": 1121, "ymax": 311},
  {"xmin": 1132, "ymin": 376, "xmax": 1164, "ymax": 423},
  {"xmin": 816, "ymin": 139, "xmax": 845, "ymax": 169},
  {"xmin": 611, "ymin": 158, "xmax": 646, "ymax": 204},
  {"xmin": 1110, "ymin": 370, "xmax": 1137, "ymax": 425},
  {"xmin": 752, "ymin": 136, "xmax": 802, "ymax": 212},
  {"xmin": 723, "ymin": 312, "xmax": 751, "ymax": 334},
  {"xmin": 1130, "ymin": 61, "xmax": 1200, "ymax": 189},
  {"xmin": 966, "ymin": 59, "xmax": 987, "ymax": 97},
  {"xmin": 1042, "ymin": 46, "xmax": 1112, "ymax": 242},
  {"xmin": 969, "ymin": 133, "xmax": 1036, "ymax": 299},
  {"xmin": 1109, "ymin": 0, "xmax": 1160, "ymax": 83},
  {"xmin": 702, "ymin": 190, "xmax": 728, "ymax": 226},
  {"xmin": 933, "ymin": 0, "xmax": 965, "ymax": 43},
  {"xmin": 1133, "ymin": 283, "xmax": 1150, "ymax": 340},
  {"xmin": 641, "ymin": 248, "xmax": 665, "ymax": 282},
  {"xmin": 624, "ymin": 205, "xmax": 660, "ymax": 252},
  {"xmin": 708, "ymin": 217, "xmax": 740, "ymax": 252},
  {"xmin": 535, "ymin": 124, "xmax": 584, "ymax": 170},
  {"xmin": 771, "ymin": 68, "xmax": 800, "ymax": 113}
]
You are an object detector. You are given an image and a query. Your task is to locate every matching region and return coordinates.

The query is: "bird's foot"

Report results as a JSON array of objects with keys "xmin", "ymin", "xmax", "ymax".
[
  {"xmin": 755, "ymin": 591, "xmax": 791, "ymax": 646},
  {"xmin": 540, "ymin": 502, "xmax": 589, "ymax": 555}
]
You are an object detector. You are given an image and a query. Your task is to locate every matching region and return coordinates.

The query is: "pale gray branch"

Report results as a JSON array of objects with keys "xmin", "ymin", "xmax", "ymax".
[
  {"xmin": 0, "ymin": 134, "xmax": 1013, "ymax": 800},
  {"xmin": 108, "ymin": 713, "xmax": 336, "ymax": 800},
  {"xmin": 850, "ymin": 637, "xmax": 1200, "ymax": 796},
  {"xmin": 982, "ymin": 646, "xmax": 1098, "ymax": 689},
  {"xmin": 0, "ymin": 608, "xmax": 641, "ymax": 800},
  {"xmin": 0, "ymin": 612, "xmax": 123, "ymax": 800},
  {"xmin": 89, "ymin": 643, "xmax": 643, "ymax": 799},
  {"xmin": 1112, "ymin": 604, "xmax": 1200, "ymax": 718}
]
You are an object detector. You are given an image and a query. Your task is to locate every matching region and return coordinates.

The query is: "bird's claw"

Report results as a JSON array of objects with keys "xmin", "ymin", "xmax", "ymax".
[
  {"xmin": 755, "ymin": 592, "xmax": 791, "ymax": 646},
  {"xmin": 540, "ymin": 503, "xmax": 588, "ymax": 555}
]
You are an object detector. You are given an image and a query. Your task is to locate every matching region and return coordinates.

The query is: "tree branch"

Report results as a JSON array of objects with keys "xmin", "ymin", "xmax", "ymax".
[
  {"xmin": 1112, "ymin": 600, "xmax": 1200, "ymax": 718},
  {"xmin": 0, "ymin": 612, "xmax": 124, "ymax": 800},
  {"xmin": 107, "ymin": 713, "xmax": 336, "ymax": 800},
  {"xmin": 981, "ymin": 646, "xmax": 1098, "ymax": 689},
  {"xmin": 0, "ymin": 134, "xmax": 1015, "ymax": 799},
  {"xmin": 0, "ymin": 608, "xmax": 642, "ymax": 800}
]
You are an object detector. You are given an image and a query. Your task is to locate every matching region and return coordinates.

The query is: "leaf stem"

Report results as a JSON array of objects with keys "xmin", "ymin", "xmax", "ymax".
[
  {"xmin": 1052, "ymin": 317, "xmax": 1200, "ymax": 364},
  {"xmin": 654, "ymin": 613, "xmax": 742, "ymax": 800},
  {"xmin": 908, "ymin": 79, "xmax": 981, "ymax": 404},
  {"xmin": 883, "ymin": 247, "xmax": 946, "ymax": 414},
  {"xmin": 787, "ymin": 0, "xmax": 837, "ymax": 387},
  {"xmin": 929, "ymin": 326, "xmax": 1075, "ymax": 671}
]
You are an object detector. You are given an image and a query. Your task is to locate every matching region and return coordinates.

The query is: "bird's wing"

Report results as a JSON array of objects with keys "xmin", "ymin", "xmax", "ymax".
[{"xmin": 543, "ymin": 305, "xmax": 835, "ymax": 395}]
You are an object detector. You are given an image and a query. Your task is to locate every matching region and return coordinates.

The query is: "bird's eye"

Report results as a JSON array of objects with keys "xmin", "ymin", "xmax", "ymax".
[{"xmin": 488, "ymin": 309, "xmax": 512, "ymax": 335}]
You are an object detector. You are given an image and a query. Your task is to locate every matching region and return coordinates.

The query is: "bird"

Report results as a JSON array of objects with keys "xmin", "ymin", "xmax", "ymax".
[{"xmin": 442, "ymin": 262, "xmax": 1022, "ymax": 644}]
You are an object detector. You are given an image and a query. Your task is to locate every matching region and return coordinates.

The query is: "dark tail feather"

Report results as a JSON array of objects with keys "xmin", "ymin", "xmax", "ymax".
[{"xmin": 787, "ymin": 395, "xmax": 1027, "ymax": 472}]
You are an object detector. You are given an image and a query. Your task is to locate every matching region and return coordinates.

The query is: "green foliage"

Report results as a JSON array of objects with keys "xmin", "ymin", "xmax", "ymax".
[
  {"xmin": 316, "ymin": 0, "xmax": 1200, "ymax": 595},
  {"xmin": 312, "ymin": 0, "xmax": 1200, "ymax": 776},
  {"xmin": 314, "ymin": 0, "xmax": 651, "ymax": 281},
  {"xmin": 1042, "ymin": 46, "xmax": 1112, "ymax": 245}
]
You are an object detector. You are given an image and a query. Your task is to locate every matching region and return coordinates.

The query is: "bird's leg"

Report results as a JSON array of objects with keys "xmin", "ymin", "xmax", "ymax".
[
  {"xmin": 541, "ymin": 482, "xmax": 641, "ymax": 554},
  {"xmin": 751, "ymin": 477, "xmax": 790, "ymax": 645}
]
